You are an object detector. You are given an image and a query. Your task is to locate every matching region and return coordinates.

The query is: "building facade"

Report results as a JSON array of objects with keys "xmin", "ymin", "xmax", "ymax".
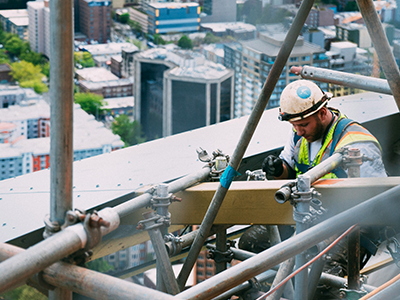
[
  {"xmin": 0, "ymin": 100, "xmax": 123, "ymax": 181},
  {"xmin": 79, "ymin": 0, "xmax": 112, "ymax": 43},
  {"xmin": 134, "ymin": 48, "xmax": 234, "ymax": 140},
  {"xmin": 146, "ymin": 2, "xmax": 200, "ymax": 35},
  {"xmin": 201, "ymin": 0, "xmax": 237, "ymax": 23},
  {"xmin": 224, "ymin": 26, "xmax": 329, "ymax": 117},
  {"xmin": 0, "ymin": 9, "xmax": 29, "ymax": 40},
  {"xmin": 127, "ymin": 7, "xmax": 148, "ymax": 34},
  {"xmin": 27, "ymin": 0, "xmax": 50, "ymax": 57}
]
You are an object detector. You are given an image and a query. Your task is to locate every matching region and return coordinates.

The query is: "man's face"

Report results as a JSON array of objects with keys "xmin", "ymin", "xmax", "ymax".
[{"xmin": 290, "ymin": 112, "xmax": 325, "ymax": 143}]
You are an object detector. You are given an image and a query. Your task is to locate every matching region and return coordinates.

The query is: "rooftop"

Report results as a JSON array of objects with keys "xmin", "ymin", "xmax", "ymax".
[
  {"xmin": 242, "ymin": 36, "xmax": 325, "ymax": 57},
  {"xmin": 200, "ymin": 22, "xmax": 256, "ymax": 33},
  {"xmin": 147, "ymin": 2, "xmax": 199, "ymax": 9},
  {"xmin": 0, "ymin": 100, "xmax": 49, "ymax": 122},
  {"xmin": 137, "ymin": 48, "xmax": 231, "ymax": 80},
  {"xmin": 8, "ymin": 17, "xmax": 29, "ymax": 27},
  {"xmin": 79, "ymin": 43, "xmax": 138, "ymax": 57},
  {"xmin": 79, "ymin": 77, "xmax": 134, "ymax": 90},
  {"xmin": 76, "ymin": 67, "xmax": 119, "ymax": 82},
  {"xmin": 103, "ymin": 96, "xmax": 134, "ymax": 110},
  {"xmin": 0, "ymin": 101, "xmax": 124, "ymax": 158},
  {"xmin": 0, "ymin": 9, "xmax": 28, "ymax": 19}
]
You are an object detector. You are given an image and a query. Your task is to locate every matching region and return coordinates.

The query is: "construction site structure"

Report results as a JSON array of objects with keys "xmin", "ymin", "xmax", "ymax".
[{"xmin": 2, "ymin": 0, "xmax": 400, "ymax": 299}]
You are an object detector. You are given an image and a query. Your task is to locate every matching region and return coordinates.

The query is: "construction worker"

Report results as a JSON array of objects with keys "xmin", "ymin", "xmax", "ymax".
[{"xmin": 262, "ymin": 80, "xmax": 387, "ymax": 179}]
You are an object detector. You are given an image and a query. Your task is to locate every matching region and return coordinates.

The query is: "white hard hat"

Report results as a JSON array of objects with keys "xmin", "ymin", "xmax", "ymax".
[{"xmin": 278, "ymin": 80, "xmax": 331, "ymax": 122}]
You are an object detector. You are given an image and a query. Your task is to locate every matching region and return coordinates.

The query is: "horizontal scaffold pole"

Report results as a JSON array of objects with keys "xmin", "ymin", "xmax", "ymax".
[
  {"xmin": 175, "ymin": 183, "xmax": 400, "ymax": 300},
  {"xmin": 0, "ymin": 167, "xmax": 211, "ymax": 294},
  {"xmin": 0, "ymin": 243, "xmax": 180, "ymax": 300},
  {"xmin": 291, "ymin": 66, "xmax": 392, "ymax": 95}
]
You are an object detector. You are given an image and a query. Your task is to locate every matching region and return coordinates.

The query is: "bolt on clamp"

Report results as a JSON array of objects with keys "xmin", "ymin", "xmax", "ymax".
[
  {"xmin": 196, "ymin": 147, "xmax": 230, "ymax": 181},
  {"xmin": 245, "ymin": 169, "xmax": 266, "ymax": 181},
  {"xmin": 165, "ymin": 233, "xmax": 183, "ymax": 256}
]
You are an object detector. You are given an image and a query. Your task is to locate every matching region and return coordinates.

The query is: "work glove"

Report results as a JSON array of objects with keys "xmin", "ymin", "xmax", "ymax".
[{"xmin": 262, "ymin": 155, "xmax": 284, "ymax": 177}]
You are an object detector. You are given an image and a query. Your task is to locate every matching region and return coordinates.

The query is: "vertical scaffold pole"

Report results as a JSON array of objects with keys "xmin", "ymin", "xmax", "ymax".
[
  {"xmin": 49, "ymin": 0, "xmax": 74, "ymax": 299},
  {"xmin": 176, "ymin": 0, "xmax": 316, "ymax": 289},
  {"xmin": 357, "ymin": 0, "xmax": 400, "ymax": 109}
]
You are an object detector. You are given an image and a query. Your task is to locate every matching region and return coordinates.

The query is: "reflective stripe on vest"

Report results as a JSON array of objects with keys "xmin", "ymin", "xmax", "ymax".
[{"xmin": 293, "ymin": 114, "xmax": 380, "ymax": 178}]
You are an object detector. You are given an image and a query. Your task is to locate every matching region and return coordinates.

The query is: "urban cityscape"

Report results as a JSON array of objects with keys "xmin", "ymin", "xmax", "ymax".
[{"xmin": 0, "ymin": 0, "xmax": 400, "ymax": 299}]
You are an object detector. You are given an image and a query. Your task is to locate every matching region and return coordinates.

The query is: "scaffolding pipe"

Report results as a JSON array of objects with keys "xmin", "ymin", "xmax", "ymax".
[
  {"xmin": 0, "ymin": 167, "xmax": 209, "ymax": 294},
  {"xmin": 212, "ymin": 270, "xmax": 277, "ymax": 300},
  {"xmin": 359, "ymin": 272, "xmax": 400, "ymax": 300},
  {"xmin": 0, "ymin": 226, "xmax": 86, "ymax": 293},
  {"xmin": 290, "ymin": 66, "xmax": 392, "ymax": 95},
  {"xmin": 165, "ymin": 225, "xmax": 232, "ymax": 256},
  {"xmin": 114, "ymin": 166, "xmax": 211, "ymax": 219},
  {"xmin": 266, "ymin": 256, "xmax": 295, "ymax": 300},
  {"xmin": 307, "ymin": 236, "xmax": 337, "ymax": 300},
  {"xmin": 357, "ymin": 0, "xmax": 400, "ymax": 109},
  {"xmin": 0, "ymin": 244, "xmax": 181, "ymax": 300},
  {"xmin": 175, "ymin": 184, "xmax": 400, "ymax": 300},
  {"xmin": 215, "ymin": 230, "xmax": 227, "ymax": 273},
  {"xmin": 142, "ymin": 211, "xmax": 180, "ymax": 295},
  {"xmin": 320, "ymin": 273, "xmax": 375, "ymax": 293},
  {"xmin": 177, "ymin": 0, "xmax": 316, "ymax": 288},
  {"xmin": 49, "ymin": 0, "xmax": 74, "ymax": 297}
]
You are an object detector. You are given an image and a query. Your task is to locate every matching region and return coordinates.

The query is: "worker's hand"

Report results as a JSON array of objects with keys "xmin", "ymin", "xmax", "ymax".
[{"xmin": 262, "ymin": 155, "xmax": 284, "ymax": 177}]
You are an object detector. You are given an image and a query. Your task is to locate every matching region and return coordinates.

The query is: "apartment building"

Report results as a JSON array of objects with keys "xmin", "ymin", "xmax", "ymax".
[
  {"xmin": 0, "ymin": 100, "xmax": 124, "ymax": 181},
  {"xmin": 78, "ymin": 0, "xmax": 112, "ymax": 43},
  {"xmin": 224, "ymin": 24, "xmax": 329, "ymax": 117},
  {"xmin": 27, "ymin": 0, "xmax": 50, "ymax": 57}
]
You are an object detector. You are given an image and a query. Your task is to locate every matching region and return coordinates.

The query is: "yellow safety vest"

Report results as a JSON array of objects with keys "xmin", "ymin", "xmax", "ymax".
[{"xmin": 293, "ymin": 111, "xmax": 380, "ymax": 178}]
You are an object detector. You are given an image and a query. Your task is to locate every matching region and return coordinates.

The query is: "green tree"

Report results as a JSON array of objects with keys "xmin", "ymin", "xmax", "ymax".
[
  {"xmin": 344, "ymin": 0, "xmax": 359, "ymax": 11},
  {"xmin": 153, "ymin": 33, "xmax": 165, "ymax": 45},
  {"xmin": 119, "ymin": 13, "xmax": 130, "ymax": 24},
  {"xmin": 128, "ymin": 20, "xmax": 142, "ymax": 34},
  {"xmin": 0, "ymin": 285, "xmax": 47, "ymax": 300},
  {"xmin": 111, "ymin": 114, "xmax": 145, "ymax": 146},
  {"xmin": 239, "ymin": 0, "xmax": 262, "ymax": 24},
  {"xmin": 260, "ymin": 5, "xmax": 292, "ymax": 24},
  {"xmin": 86, "ymin": 258, "xmax": 114, "ymax": 273},
  {"xmin": 203, "ymin": 32, "xmax": 220, "ymax": 44},
  {"xmin": 0, "ymin": 49, "xmax": 10, "ymax": 64},
  {"xmin": 10, "ymin": 61, "xmax": 44, "ymax": 82},
  {"xmin": 41, "ymin": 61, "xmax": 50, "ymax": 78},
  {"xmin": 74, "ymin": 92, "xmax": 107, "ymax": 118},
  {"xmin": 74, "ymin": 51, "xmax": 95, "ymax": 68},
  {"xmin": 178, "ymin": 35, "xmax": 193, "ymax": 49},
  {"xmin": 20, "ymin": 79, "xmax": 48, "ymax": 94},
  {"xmin": 4, "ymin": 35, "xmax": 24, "ymax": 56},
  {"xmin": 20, "ymin": 43, "xmax": 43, "ymax": 66}
]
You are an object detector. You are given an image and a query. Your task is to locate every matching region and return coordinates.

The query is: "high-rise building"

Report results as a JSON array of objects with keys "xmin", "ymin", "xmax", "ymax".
[
  {"xmin": 134, "ymin": 47, "xmax": 234, "ymax": 140},
  {"xmin": 145, "ymin": 2, "xmax": 200, "ymax": 35},
  {"xmin": 27, "ymin": 0, "xmax": 50, "ymax": 57},
  {"xmin": 224, "ymin": 24, "xmax": 329, "ymax": 117},
  {"xmin": 78, "ymin": 0, "xmax": 112, "ymax": 43},
  {"xmin": 201, "ymin": 0, "xmax": 237, "ymax": 23}
]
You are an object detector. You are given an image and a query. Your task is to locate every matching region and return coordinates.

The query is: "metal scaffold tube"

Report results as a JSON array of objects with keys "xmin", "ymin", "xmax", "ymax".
[
  {"xmin": 0, "ymin": 167, "xmax": 210, "ymax": 294},
  {"xmin": 175, "ymin": 184, "xmax": 400, "ymax": 300},
  {"xmin": 114, "ymin": 166, "xmax": 211, "ymax": 219},
  {"xmin": 177, "ymin": 0, "xmax": 316, "ymax": 289},
  {"xmin": 0, "ymin": 244, "xmax": 181, "ymax": 300},
  {"xmin": 290, "ymin": 66, "xmax": 392, "ymax": 95},
  {"xmin": 49, "ymin": 0, "xmax": 74, "ymax": 297},
  {"xmin": 357, "ymin": 0, "xmax": 400, "ymax": 109}
]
